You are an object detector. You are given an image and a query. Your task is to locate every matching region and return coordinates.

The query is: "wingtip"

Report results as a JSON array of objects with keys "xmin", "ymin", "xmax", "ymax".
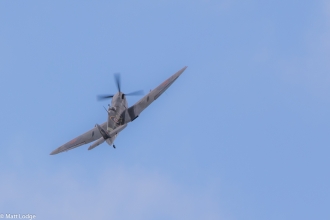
[
  {"xmin": 50, "ymin": 151, "xmax": 57, "ymax": 155},
  {"xmin": 181, "ymin": 66, "xmax": 188, "ymax": 72},
  {"xmin": 50, "ymin": 148, "xmax": 61, "ymax": 155},
  {"xmin": 175, "ymin": 66, "xmax": 188, "ymax": 76}
]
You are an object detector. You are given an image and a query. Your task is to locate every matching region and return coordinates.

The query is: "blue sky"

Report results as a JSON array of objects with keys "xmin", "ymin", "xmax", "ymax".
[{"xmin": 1, "ymin": 0, "xmax": 330, "ymax": 219}]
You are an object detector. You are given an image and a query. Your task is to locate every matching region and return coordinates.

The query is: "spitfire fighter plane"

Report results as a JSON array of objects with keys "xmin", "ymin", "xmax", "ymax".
[{"xmin": 50, "ymin": 66, "xmax": 187, "ymax": 155}]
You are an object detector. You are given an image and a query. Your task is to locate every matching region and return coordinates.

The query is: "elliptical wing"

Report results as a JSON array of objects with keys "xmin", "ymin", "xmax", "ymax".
[
  {"xmin": 121, "ymin": 66, "xmax": 187, "ymax": 123},
  {"xmin": 50, "ymin": 122, "xmax": 107, "ymax": 155}
]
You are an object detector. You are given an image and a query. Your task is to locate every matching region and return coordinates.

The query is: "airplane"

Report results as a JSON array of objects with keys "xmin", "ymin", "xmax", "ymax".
[{"xmin": 50, "ymin": 66, "xmax": 187, "ymax": 155}]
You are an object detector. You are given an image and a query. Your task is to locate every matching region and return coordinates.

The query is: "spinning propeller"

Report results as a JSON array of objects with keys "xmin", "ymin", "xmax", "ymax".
[{"xmin": 97, "ymin": 73, "xmax": 144, "ymax": 101}]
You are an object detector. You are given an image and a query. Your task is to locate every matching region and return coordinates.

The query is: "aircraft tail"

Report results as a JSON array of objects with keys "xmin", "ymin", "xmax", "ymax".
[{"xmin": 88, "ymin": 124, "xmax": 127, "ymax": 150}]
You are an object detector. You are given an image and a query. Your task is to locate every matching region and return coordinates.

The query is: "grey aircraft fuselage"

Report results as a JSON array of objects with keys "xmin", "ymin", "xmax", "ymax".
[{"xmin": 50, "ymin": 66, "xmax": 187, "ymax": 155}]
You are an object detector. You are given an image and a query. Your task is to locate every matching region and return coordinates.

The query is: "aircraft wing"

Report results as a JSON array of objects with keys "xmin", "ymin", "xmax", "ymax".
[
  {"xmin": 122, "ymin": 66, "xmax": 187, "ymax": 123},
  {"xmin": 50, "ymin": 66, "xmax": 187, "ymax": 155},
  {"xmin": 50, "ymin": 122, "xmax": 107, "ymax": 155}
]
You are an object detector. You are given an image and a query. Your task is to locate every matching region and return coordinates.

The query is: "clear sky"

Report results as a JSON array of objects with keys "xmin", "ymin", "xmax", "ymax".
[{"xmin": 1, "ymin": 1, "xmax": 330, "ymax": 219}]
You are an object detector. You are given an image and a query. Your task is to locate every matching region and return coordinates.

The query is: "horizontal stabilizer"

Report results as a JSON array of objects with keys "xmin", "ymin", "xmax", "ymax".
[
  {"xmin": 88, "ymin": 124, "xmax": 127, "ymax": 150},
  {"xmin": 96, "ymin": 124, "xmax": 111, "ymax": 139},
  {"xmin": 96, "ymin": 124, "xmax": 127, "ymax": 140},
  {"xmin": 109, "ymin": 124, "xmax": 127, "ymax": 136},
  {"xmin": 88, "ymin": 137, "xmax": 105, "ymax": 150}
]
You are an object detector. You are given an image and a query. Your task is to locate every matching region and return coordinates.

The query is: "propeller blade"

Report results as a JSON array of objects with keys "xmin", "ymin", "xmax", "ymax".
[
  {"xmin": 114, "ymin": 73, "xmax": 121, "ymax": 92},
  {"xmin": 97, "ymin": 95, "xmax": 114, "ymax": 101},
  {"xmin": 125, "ymin": 90, "xmax": 144, "ymax": 96},
  {"xmin": 97, "ymin": 73, "xmax": 142, "ymax": 101}
]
